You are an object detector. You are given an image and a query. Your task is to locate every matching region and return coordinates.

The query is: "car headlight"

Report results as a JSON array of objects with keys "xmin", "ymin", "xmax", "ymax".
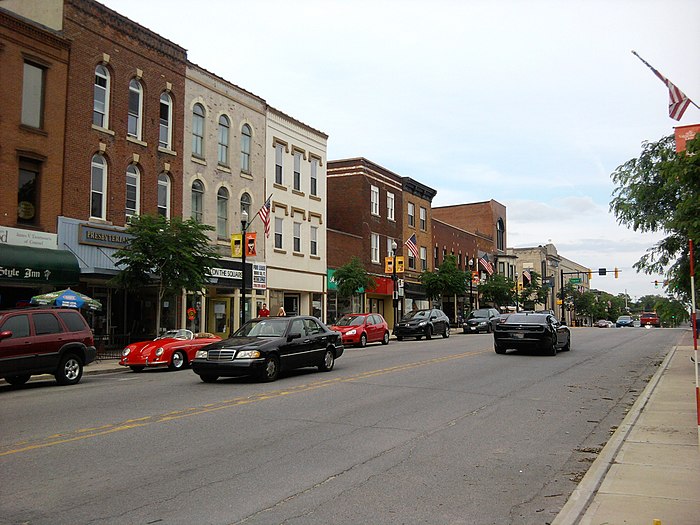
[
  {"xmin": 122, "ymin": 347, "xmax": 132, "ymax": 357},
  {"xmin": 155, "ymin": 347, "xmax": 164, "ymax": 356},
  {"xmin": 236, "ymin": 350, "xmax": 261, "ymax": 359},
  {"xmin": 346, "ymin": 329, "xmax": 357, "ymax": 336},
  {"xmin": 418, "ymin": 321, "xmax": 427, "ymax": 326},
  {"xmin": 478, "ymin": 321, "xmax": 487, "ymax": 326},
  {"xmin": 195, "ymin": 350, "xmax": 208, "ymax": 359}
]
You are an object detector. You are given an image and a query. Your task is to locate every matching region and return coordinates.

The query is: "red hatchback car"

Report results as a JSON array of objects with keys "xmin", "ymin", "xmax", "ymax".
[{"xmin": 330, "ymin": 313, "xmax": 390, "ymax": 347}]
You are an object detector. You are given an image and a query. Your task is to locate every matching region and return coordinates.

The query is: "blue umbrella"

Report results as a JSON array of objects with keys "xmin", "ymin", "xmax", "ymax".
[{"xmin": 30, "ymin": 288, "xmax": 102, "ymax": 311}]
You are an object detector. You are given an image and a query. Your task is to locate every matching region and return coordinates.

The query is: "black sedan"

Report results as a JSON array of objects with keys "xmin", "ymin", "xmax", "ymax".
[
  {"xmin": 463, "ymin": 308, "xmax": 501, "ymax": 333},
  {"xmin": 393, "ymin": 308, "xmax": 450, "ymax": 340},
  {"xmin": 493, "ymin": 312, "xmax": 570, "ymax": 356},
  {"xmin": 191, "ymin": 316, "xmax": 344, "ymax": 382}
]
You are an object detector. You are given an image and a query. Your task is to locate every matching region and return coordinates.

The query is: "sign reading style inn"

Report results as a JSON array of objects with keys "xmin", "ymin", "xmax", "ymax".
[
  {"xmin": 0, "ymin": 245, "xmax": 80, "ymax": 285},
  {"xmin": 78, "ymin": 224, "xmax": 132, "ymax": 249}
]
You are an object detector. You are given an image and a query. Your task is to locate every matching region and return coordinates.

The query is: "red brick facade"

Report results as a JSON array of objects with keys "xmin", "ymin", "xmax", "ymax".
[{"xmin": 432, "ymin": 200, "xmax": 507, "ymax": 257}]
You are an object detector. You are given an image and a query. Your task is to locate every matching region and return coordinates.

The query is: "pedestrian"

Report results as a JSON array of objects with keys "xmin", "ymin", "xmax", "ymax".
[
  {"xmin": 277, "ymin": 306, "xmax": 286, "ymax": 316},
  {"xmin": 258, "ymin": 303, "xmax": 270, "ymax": 317}
]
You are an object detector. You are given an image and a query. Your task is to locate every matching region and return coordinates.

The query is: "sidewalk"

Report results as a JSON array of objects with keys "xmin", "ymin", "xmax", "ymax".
[{"xmin": 554, "ymin": 329, "xmax": 700, "ymax": 525}]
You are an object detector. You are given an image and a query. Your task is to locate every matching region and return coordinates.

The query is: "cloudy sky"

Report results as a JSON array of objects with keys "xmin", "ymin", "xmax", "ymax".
[{"xmin": 99, "ymin": 0, "xmax": 700, "ymax": 300}]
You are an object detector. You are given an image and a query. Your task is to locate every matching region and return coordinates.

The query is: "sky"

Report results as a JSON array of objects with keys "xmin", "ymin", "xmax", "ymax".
[{"xmin": 99, "ymin": 0, "xmax": 700, "ymax": 301}]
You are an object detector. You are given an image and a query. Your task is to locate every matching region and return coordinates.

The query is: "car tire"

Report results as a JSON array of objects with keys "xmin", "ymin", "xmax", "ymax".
[
  {"xmin": 546, "ymin": 336, "xmax": 557, "ymax": 356},
  {"xmin": 442, "ymin": 325, "xmax": 450, "ymax": 338},
  {"xmin": 4, "ymin": 374, "xmax": 31, "ymax": 386},
  {"xmin": 318, "ymin": 349, "xmax": 335, "ymax": 372},
  {"xmin": 130, "ymin": 366, "xmax": 145, "ymax": 373},
  {"xmin": 199, "ymin": 374, "xmax": 218, "ymax": 383},
  {"xmin": 55, "ymin": 353, "xmax": 83, "ymax": 385},
  {"xmin": 358, "ymin": 333, "xmax": 367, "ymax": 348},
  {"xmin": 259, "ymin": 355, "xmax": 280, "ymax": 382},
  {"xmin": 494, "ymin": 343, "xmax": 506, "ymax": 355},
  {"xmin": 169, "ymin": 350, "xmax": 186, "ymax": 370},
  {"xmin": 562, "ymin": 336, "xmax": 571, "ymax": 352},
  {"xmin": 381, "ymin": 331, "xmax": 390, "ymax": 345},
  {"xmin": 425, "ymin": 326, "xmax": 432, "ymax": 340}
]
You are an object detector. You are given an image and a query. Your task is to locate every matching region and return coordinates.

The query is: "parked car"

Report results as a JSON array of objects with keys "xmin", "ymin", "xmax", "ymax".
[
  {"xmin": 393, "ymin": 308, "xmax": 450, "ymax": 340},
  {"xmin": 191, "ymin": 316, "xmax": 344, "ymax": 383},
  {"xmin": 119, "ymin": 329, "xmax": 221, "ymax": 372},
  {"xmin": 595, "ymin": 319, "xmax": 614, "ymax": 328},
  {"xmin": 615, "ymin": 315, "xmax": 634, "ymax": 327},
  {"xmin": 0, "ymin": 307, "xmax": 96, "ymax": 386},
  {"xmin": 493, "ymin": 312, "xmax": 570, "ymax": 356},
  {"xmin": 639, "ymin": 312, "xmax": 661, "ymax": 328},
  {"xmin": 463, "ymin": 308, "xmax": 501, "ymax": 333},
  {"xmin": 330, "ymin": 313, "xmax": 390, "ymax": 347}
]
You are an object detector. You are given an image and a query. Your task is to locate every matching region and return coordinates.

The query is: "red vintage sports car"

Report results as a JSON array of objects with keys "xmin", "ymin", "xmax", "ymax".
[
  {"xmin": 119, "ymin": 329, "xmax": 221, "ymax": 372},
  {"xmin": 330, "ymin": 313, "xmax": 390, "ymax": 347}
]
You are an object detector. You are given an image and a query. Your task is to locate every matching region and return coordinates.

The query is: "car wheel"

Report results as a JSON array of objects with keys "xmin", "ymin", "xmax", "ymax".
[
  {"xmin": 199, "ymin": 374, "xmax": 218, "ymax": 383},
  {"xmin": 258, "ymin": 355, "xmax": 280, "ymax": 382},
  {"xmin": 130, "ymin": 366, "xmax": 145, "ymax": 373},
  {"xmin": 169, "ymin": 350, "xmax": 186, "ymax": 370},
  {"xmin": 4, "ymin": 374, "xmax": 31, "ymax": 386},
  {"xmin": 494, "ymin": 343, "xmax": 506, "ymax": 355},
  {"xmin": 382, "ymin": 331, "xmax": 390, "ymax": 345},
  {"xmin": 358, "ymin": 333, "xmax": 367, "ymax": 348},
  {"xmin": 318, "ymin": 349, "xmax": 335, "ymax": 372},
  {"xmin": 425, "ymin": 326, "xmax": 432, "ymax": 340},
  {"xmin": 442, "ymin": 325, "xmax": 450, "ymax": 338},
  {"xmin": 546, "ymin": 336, "xmax": 557, "ymax": 356},
  {"xmin": 562, "ymin": 335, "xmax": 571, "ymax": 352},
  {"xmin": 55, "ymin": 353, "xmax": 83, "ymax": 385}
]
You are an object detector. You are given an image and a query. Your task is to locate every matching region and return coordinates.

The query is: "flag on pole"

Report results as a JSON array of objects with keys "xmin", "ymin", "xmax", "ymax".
[
  {"xmin": 522, "ymin": 270, "xmax": 531, "ymax": 284},
  {"xmin": 404, "ymin": 234, "xmax": 419, "ymax": 259},
  {"xmin": 256, "ymin": 195, "xmax": 272, "ymax": 238},
  {"xmin": 632, "ymin": 50, "xmax": 695, "ymax": 121},
  {"xmin": 479, "ymin": 255, "xmax": 494, "ymax": 276}
]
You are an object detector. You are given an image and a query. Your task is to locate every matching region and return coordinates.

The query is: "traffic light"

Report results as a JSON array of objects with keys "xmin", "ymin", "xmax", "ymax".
[
  {"xmin": 598, "ymin": 268, "xmax": 607, "ymax": 276},
  {"xmin": 587, "ymin": 269, "xmax": 593, "ymax": 280},
  {"xmin": 614, "ymin": 267, "xmax": 619, "ymax": 279},
  {"xmin": 654, "ymin": 280, "xmax": 659, "ymax": 288}
]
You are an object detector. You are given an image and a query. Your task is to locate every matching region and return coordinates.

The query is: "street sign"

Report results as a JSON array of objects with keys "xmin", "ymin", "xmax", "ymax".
[{"xmin": 569, "ymin": 277, "xmax": 581, "ymax": 284}]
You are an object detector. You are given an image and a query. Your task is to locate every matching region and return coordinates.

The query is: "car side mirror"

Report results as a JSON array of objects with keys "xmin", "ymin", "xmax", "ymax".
[
  {"xmin": 0, "ymin": 330, "xmax": 12, "ymax": 341},
  {"xmin": 287, "ymin": 332, "xmax": 302, "ymax": 342}
]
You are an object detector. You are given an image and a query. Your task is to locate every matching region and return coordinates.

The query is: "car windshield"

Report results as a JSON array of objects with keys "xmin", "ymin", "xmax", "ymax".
[
  {"xmin": 504, "ymin": 313, "xmax": 549, "ymax": 324},
  {"xmin": 234, "ymin": 318, "xmax": 289, "ymax": 337},
  {"xmin": 403, "ymin": 310, "xmax": 429, "ymax": 320},
  {"xmin": 617, "ymin": 316, "xmax": 632, "ymax": 321},
  {"xmin": 335, "ymin": 315, "xmax": 365, "ymax": 327},
  {"xmin": 157, "ymin": 329, "xmax": 193, "ymax": 340},
  {"xmin": 468, "ymin": 309, "xmax": 490, "ymax": 319}
]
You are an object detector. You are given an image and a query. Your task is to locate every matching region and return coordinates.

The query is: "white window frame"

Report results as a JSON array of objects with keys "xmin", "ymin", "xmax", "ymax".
[
  {"xmin": 387, "ymin": 238, "xmax": 396, "ymax": 258},
  {"xmin": 293, "ymin": 152, "xmax": 302, "ymax": 191},
  {"xmin": 370, "ymin": 185, "xmax": 379, "ymax": 216},
  {"xmin": 387, "ymin": 192, "xmax": 395, "ymax": 221},
  {"xmin": 310, "ymin": 226, "xmax": 318, "ymax": 256},
  {"xmin": 125, "ymin": 164, "xmax": 140, "ymax": 220},
  {"xmin": 127, "ymin": 79, "xmax": 143, "ymax": 139},
  {"xmin": 310, "ymin": 158, "xmax": 318, "ymax": 196},
  {"xmin": 218, "ymin": 114, "xmax": 230, "ymax": 166},
  {"xmin": 420, "ymin": 246, "xmax": 427, "ymax": 271},
  {"xmin": 420, "ymin": 207, "xmax": 427, "ymax": 230},
  {"xmin": 159, "ymin": 92, "xmax": 173, "ymax": 149},
  {"xmin": 191, "ymin": 180, "xmax": 204, "ymax": 223},
  {"xmin": 90, "ymin": 154, "xmax": 107, "ymax": 220},
  {"xmin": 192, "ymin": 103, "xmax": 205, "ymax": 157},
  {"xmin": 93, "ymin": 64, "xmax": 110, "ymax": 128},
  {"xmin": 217, "ymin": 187, "xmax": 229, "ymax": 239},
  {"xmin": 371, "ymin": 233, "xmax": 380, "ymax": 263},
  {"xmin": 157, "ymin": 173, "xmax": 171, "ymax": 218},
  {"xmin": 293, "ymin": 222, "xmax": 302, "ymax": 252},
  {"xmin": 275, "ymin": 144, "xmax": 284, "ymax": 185},
  {"xmin": 274, "ymin": 217, "xmax": 283, "ymax": 249},
  {"xmin": 408, "ymin": 202, "xmax": 415, "ymax": 227},
  {"xmin": 241, "ymin": 124, "xmax": 251, "ymax": 173}
]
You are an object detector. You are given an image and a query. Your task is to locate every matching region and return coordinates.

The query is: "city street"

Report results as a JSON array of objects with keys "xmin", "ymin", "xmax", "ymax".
[{"xmin": 0, "ymin": 327, "xmax": 683, "ymax": 525}]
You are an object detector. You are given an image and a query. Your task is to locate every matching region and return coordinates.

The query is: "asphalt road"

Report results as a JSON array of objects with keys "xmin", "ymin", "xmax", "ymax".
[{"xmin": 0, "ymin": 327, "xmax": 683, "ymax": 525}]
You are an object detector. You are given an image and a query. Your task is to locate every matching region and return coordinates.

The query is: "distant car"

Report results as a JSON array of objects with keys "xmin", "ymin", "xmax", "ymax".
[
  {"xmin": 0, "ymin": 307, "xmax": 96, "ymax": 386},
  {"xmin": 394, "ymin": 308, "xmax": 450, "ymax": 340},
  {"xmin": 330, "ymin": 313, "xmax": 390, "ymax": 347},
  {"xmin": 191, "ymin": 316, "xmax": 344, "ymax": 382},
  {"xmin": 463, "ymin": 308, "xmax": 501, "ymax": 333},
  {"xmin": 639, "ymin": 312, "xmax": 660, "ymax": 327},
  {"xmin": 120, "ymin": 329, "xmax": 221, "ymax": 372},
  {"xmin": 493, "ymin": 312, "xmax": 570, "ymax": 356},
  {"xmin": 595, "ymin": 319, "xmax": 614, "ymax": 328},
  {"xmin": 616, "ymin": 315, "xmax": 634, "ymax": 327}
]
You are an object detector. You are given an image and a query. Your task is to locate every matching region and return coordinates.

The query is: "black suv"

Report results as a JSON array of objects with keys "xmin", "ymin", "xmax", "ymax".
[
  {"xmin": 463, "ymin": 308, "xmax": 501, "ymax": 333},
  {"xmin": 393, "ymin": 308, "xmax": 450, "ymax": 340},
  {"xmin": 0, "ymin": 307, "xmax": 96, "ymax": 386}
]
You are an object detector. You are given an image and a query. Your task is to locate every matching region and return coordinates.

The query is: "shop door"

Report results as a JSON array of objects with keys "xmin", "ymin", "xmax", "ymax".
[
  {"xmin": 284, "ymin": 295, "xmax": 299, "ymax": 317},
  {"xmin": 209, "ymin": 298, "xmax": 230, "ymax": 338}
]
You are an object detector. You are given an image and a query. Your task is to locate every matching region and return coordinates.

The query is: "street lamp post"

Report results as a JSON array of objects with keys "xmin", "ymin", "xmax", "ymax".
[
  {"xmin": 391, "ymin": 240, "xmax": 398, "ymax": 331},
  {"xmin": 515, "ymin": 272, "xmax": 519, "ymax": 312},
  {"xmin": 468, "ymin": 258, "xmax": 474, "ymax": 312},
  {"xmin": 240, "ymin": 209, "xmax": 249, "ymax": 332}
]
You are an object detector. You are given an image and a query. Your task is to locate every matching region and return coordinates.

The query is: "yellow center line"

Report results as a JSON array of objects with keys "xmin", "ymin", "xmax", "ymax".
[{"xmin": 0, "ymin": 349, "xmax": 489, "ymax": 457}]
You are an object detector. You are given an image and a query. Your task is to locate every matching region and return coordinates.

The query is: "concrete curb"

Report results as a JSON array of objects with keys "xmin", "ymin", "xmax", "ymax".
[{"xmin": 551, "ymin": 343, "xmax": 678, "ymax": 525}]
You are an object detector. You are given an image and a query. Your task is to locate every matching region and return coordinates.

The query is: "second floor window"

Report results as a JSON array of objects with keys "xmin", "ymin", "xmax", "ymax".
[
  {"xmin": 241, "ymin": 124, "xmax": 251, "ymax": 172},
  {"xmin": 408, "ymin": 202, "xmax": 415, "ymax": 227},
  {"xmin": 310, "ymin": 158, "xmax": 318, "ymax": 196},
  {"xmin": 192, "ymin": 103, "xmax": 205, "ymax": 157},
  {"xmin": 22, "ymin": 61, "xmax": 44, "ymax": 128},
  {"xmin": 240, "ymin": 192, "xmax": 251, "ymax": 218},
  {"xmin": 218, "ymin": 115, "xmax": 230, "ymax": 165},
  {"xmin": 310, "ymin": 226, "xmax": 318, "ymax": 256},
  {"xmin": 125, "ymin": 165, "xmax": 140, "ymax": 220},
  {"xmin": 371, "ymin": 233, "xmax": 380, "ymax": 263},
  {"xmin": 294, "ymin": 152, "xmax": 302, "ymax": 191},
  {"xmin": 217, "ymin": 187, "xmax": 229, "ymax": 238},
  {"xmin": 159, "ymin": 92, "xmax": 172, "ymax": 149},
  {"xmin": 420, "ymin": 246, "xmax": 427, "ymax": 271},
  {"xmin": 497, "ymin": 218, "xmax": 505, "ymax": 250},
  {"xmin": 387, "ymin": 192, "xmax": 395, "ymax": 221},
  {"xmin": 18, "ymin": 159, "xmax": 40, "ymax": 225},
  {"xmin": 274, "ymin": 217, "xmax": 283, "ymax": 249},
  {"xmin": 371, "ymin": 185, "xmax": 379, "ymax": 215},
  {"xmin": 90, "ymin": 154, "xmax": 107, "ymax": 219},
  {"xmin": 275, "ymin": 143, "xmax": 284, "ymax": 184},
  {"xmin": 157, "ymin": 173, "xmax": 170, "ymax": 218},
  {"xmin": 191, "ymin": 180, "xmax": 204, "ymax": 223},
  {"xmin": 293, "ymin": 222, "xmax": 301, "ymax": 252},
  {"xmin": 127, "ymin": 79, "xmax": 143, "ymax": 139},
  {"xmin": 420, "ymin": 207, "xmax": 427, "ymax": 230},
  {"xmin": 93, "ymin": 65, "xmax": 110, "ymax": 128}
]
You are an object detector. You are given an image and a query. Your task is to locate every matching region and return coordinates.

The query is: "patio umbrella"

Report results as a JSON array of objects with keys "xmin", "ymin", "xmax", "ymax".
[{"xmin": 30, "ymin": 288, "xmax": 102, "ymax": 311}]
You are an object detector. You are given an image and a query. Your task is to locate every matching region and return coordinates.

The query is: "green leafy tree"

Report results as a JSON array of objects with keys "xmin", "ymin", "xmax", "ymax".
[
  {"xmin": 517, "ymin": 270, "xmax": 549, "ymax": 310},
  {"xmin": 653, "ymin": 297, "xmax": 689, "ymax": 327},
  {"xmin": 610, "ymin": 134, "xmax": 700, "ymax": 301},
  {"xmin": 421, "ymin": 255, "xmax": 467, "ymax": 320},
  {"xmin": 111, "ymin": 215, "xmax": 220, "ymax": 334},
  {"xmin": 478, "ymin": 274, "xmax": 516, "ymax": 309},
  {"xmin": 333, "ymin": 257, "xmax": 376, "ymax": 298}
]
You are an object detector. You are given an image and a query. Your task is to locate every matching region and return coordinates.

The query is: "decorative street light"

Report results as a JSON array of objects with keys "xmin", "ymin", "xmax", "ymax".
[
  {"xmin": 391, "ymin": 240, "xmax": 398, "ymax": 331},
  {"xmin": 240, "ymin": 209, "xmax": 249, "ymax": 331},
  {"xmin": 468, "ymin": 258, "xmax": 474, "ymax": 312}
]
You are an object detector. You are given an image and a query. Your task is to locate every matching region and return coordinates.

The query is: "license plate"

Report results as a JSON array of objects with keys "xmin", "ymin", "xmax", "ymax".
[{"xmin": 512, "ymin": 333, "xmax": 524, "ymax": 339}]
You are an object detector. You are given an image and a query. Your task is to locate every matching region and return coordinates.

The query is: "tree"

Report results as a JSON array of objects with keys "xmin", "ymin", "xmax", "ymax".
[
  {"xmin": 110, "ymin": 214, "xmax": 221, "ymax": 334},
  {"xmin": 332, "ymin": 257, "xmax": 376, "ymax": 299},
  {"xmin": 478, "ymin": 274, "xmax": 516, "ymax": 309},
  {"xmin": 517, "ymin": 270, "xmax": 549, "ymax": 310},
  {"xmin": 610, "ymin": 134, "xmax": 700, "ymax": 301},
  {"xmin": 653, "ymin": 297, "xmax": 689, "ymax": 327},
  {"xmin": 421, "ymin": 255, "xmax": 467, "ymax": 319}
]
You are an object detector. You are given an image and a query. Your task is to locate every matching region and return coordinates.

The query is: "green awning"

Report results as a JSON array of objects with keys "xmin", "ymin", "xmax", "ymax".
[{"xmin": 0, "ymin": 245, "xmax": 80, "ymax": 286}]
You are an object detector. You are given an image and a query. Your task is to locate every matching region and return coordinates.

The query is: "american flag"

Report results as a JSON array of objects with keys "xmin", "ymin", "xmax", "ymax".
[
  {"xmin": 404, "ymin": 234, "xmax": 419, "ymax": 259},
  {"xmin": 479, "ymin": 255, "xmax": 494, "ymax": 276},
  {"xmin": 256, "ymin": 195, "xmax": 272, "ymax": 238},
  {"xmin": 522, "ymin": 270, "xmax": 531, "ymax": 284},
  {"xmin": 632, "ymin": 51, "xmax": 695, "ymax": 121}
]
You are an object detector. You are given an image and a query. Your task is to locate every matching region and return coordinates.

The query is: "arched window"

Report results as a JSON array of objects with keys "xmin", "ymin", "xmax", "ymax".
[
  {"xmin": 90, "ymin": 154, "xmax": 107, "ymax": 219},
  {"xmin": 191, "ymin": 180, "xmax": 204, "ymax": 223},
  {"xmin": 497, "ymin": 218, "xmax": 505, "ymax": 251},
  {"xmin": 93, "ymin": 65, "xmax": 110, "ymax": 128},
  {"xmin": 125, "ymin": 164, "xmax": 140, "ymax": 220},
  {"xmin": 158, "ymin": 173, "xmax": 171, "ymax": 218},
  {"xmin": 241, "ymin": 124, "xmax": 252, "ymax": 173},
  {"xmin": 217, "ymin": 187, "xmax": 229, "ymax": 238},
  {"xmin": 240, "ymin": 192, "xmax": 251, "ymax": 217},
  {"xmin": 127, "ymin": 79, "xmax": 143, "ymax": 139},
  {"xmin": 218, "ymin": 115, "xmax": 230, "ymax": 165},
  {"xmin": 192, "ymin": 103, "xmax": 205, "ymax": 157},
  {"xmin": 159, "ymin": 92, "xmax": 173, "ymax": 149}
]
